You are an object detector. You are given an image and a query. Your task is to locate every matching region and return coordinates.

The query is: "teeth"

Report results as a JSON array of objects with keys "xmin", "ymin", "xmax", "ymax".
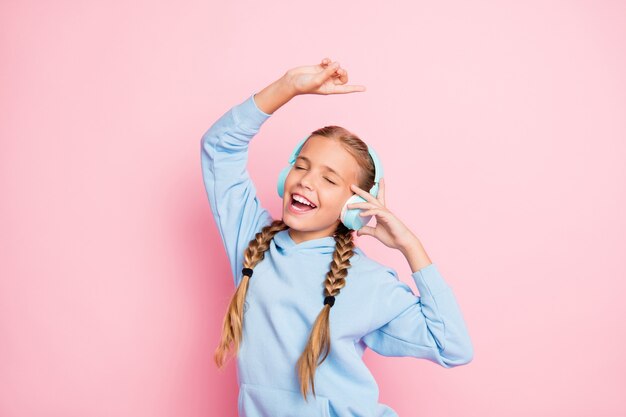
[{"xmin": 293, "ymin": 194, "xmax": 316, "ymax": 207}]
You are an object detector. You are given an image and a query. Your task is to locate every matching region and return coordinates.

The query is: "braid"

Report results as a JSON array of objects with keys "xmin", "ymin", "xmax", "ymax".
[
  {"xmin": 213, "ymin": 124, "xmax": 376, "ymax": 404},
  {"xmin": 296, "ymin": 222, "xmax": 355, "ymax": 402},
  {"xmin": 214, "ymin": 219, "xmax": 289, "ymax": 368}
]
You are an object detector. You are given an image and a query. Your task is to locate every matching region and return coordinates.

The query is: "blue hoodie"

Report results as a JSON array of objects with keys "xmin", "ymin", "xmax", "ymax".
[{"xmin": 200, "ymin": 93, "xmax": 474, "ymax": 417}]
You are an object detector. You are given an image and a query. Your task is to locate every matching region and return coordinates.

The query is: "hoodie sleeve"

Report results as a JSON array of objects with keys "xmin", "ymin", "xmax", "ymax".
[
  {"xmin": 361, "ymin": 263, "xmax": 474, "ymax": 367},
  {"xmin": 200, "ymin": 93, "xmax": 275, "ymax": 287}
]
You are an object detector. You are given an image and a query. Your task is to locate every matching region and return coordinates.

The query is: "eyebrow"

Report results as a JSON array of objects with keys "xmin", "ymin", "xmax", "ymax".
[{"xmin": 295, "ymin": 155, "xmax": 344, "ymax": 181}]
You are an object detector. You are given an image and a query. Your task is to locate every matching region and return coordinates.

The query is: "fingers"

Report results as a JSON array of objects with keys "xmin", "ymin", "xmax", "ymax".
[
  {"xmin": 318, "ymin": 58, "xmax": 367, "ymax": 93},
  {"xmin": 350, "ymin": 183, "xmax": 378, "ymax": 203},
  {"xmin": 332, "ymin": 68, "xmax": 356, "ymax": 87},
  {"xmin": 332, "ymin": 84, "xmax": 367, "ymax": 94},
  {"xmin": 321, "ymin": 58, "xmax": 339, "ymax": 71},
  {"xmin": 314, "ymin": 61, "xmax": 340, "ymax": 86},
  {"xmin": 332, "ymin": 67, "xmax": 348, "ymax": 84},
  {"xmin": 347, "ymin": 201, "xmax": 379, "ymax": 210},
  {"xmin": 320, "ymin": 60, "xmax": 345, "ymax": 82},
  {"xmin": 358, "ymin": 208, "xmax": 383, "ymax": 217},
  {"xmin": 323, "ymin": 61, "xmax": 340, "ymax": 77},
  {"xmin": 318, "ymin": 57, "xmax": 332, "ymax": 71}
]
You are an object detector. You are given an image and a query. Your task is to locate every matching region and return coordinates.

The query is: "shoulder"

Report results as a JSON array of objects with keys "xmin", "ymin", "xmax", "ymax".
[
  {"xmin": 349, "ymin": 247, "xmax": 400, "ymax": 285},
  {"xmin": 348, "ymin": 247, "xmax": 416, "ymax": 305},
  {"xmin": 344, "ymin": 246, "xmax": 417, "ymax": 336}
]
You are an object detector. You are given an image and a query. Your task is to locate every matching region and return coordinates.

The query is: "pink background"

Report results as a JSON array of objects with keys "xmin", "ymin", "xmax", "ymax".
[{"xmin": 1, "ymin": 1, "xmax": 625, "ymax": 416}]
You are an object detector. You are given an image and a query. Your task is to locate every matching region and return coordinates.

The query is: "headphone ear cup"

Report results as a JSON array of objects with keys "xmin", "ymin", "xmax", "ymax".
[
  {"xmin": 340, "ymin": 194, "xmax": 373, "ymax": 231},
  {"xmin": 276, "ymin": 165, "xmax": 292, "ymax": 198}
]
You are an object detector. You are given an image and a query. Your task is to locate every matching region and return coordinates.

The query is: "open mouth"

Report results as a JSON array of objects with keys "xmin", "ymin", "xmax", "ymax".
[{"xmin": 289, "ymin": 194, "xmax": 318, "ymax": 213}]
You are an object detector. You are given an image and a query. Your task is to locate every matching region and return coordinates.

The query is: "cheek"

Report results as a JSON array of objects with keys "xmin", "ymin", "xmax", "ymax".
[
  {"xmin": 283, "ymin": 174, "xmax": 299, "ymax": 203},
  {"xmin": 284, "ymin": 172, "xmax": 298, "ymax": 188},
  {"xmin": 319, "ymin": 190, "xmax": 347, "ymax": 211},
  {"xmin": 283, "ymin": 174, "xmax": 294, "ymax": 193}
]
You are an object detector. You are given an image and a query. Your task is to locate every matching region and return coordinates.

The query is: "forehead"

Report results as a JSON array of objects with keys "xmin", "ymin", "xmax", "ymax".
[{"xmin": 297, "ymin": 135, "xmax": 360, "ymax": 181}]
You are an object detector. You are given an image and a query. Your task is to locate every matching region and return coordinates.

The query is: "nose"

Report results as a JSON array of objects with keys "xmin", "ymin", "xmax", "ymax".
[{"xmin": 298, "ymin": 170, "xmax": 314, "ymax": 191}]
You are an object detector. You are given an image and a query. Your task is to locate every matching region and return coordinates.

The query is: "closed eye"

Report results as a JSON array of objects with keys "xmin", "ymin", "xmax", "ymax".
[{"xmin": 294, "ymin": 166, "xmax": 337, "ymax": 185}]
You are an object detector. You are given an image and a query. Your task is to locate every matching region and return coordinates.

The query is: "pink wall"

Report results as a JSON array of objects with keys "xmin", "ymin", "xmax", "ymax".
[{"xmin": 1, "ymin": 1, "xmax": 625, "ymax": 416}]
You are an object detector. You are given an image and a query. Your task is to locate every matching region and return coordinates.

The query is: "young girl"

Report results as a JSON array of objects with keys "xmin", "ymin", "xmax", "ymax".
[{"xmin": 201, "ymin": 58, "xmax": 474, "ymax": 417}]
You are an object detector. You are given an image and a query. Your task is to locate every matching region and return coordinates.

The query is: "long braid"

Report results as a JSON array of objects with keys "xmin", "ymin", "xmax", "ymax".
[
  {"xmin": 296, "ymin": 222, "xmax": 355, "ymax": 401},
  {"xmin": 214, "ymin": 219, "xmax": 289, "ymax": 368}
]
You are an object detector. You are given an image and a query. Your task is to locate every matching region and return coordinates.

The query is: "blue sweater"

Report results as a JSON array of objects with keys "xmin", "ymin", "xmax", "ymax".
[{"xmin": 200, "ymin": 93, "xmax": 474, "ymax": 417}]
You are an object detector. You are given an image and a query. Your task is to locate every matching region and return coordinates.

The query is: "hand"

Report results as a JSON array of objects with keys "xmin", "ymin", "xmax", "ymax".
[
  {"xmin": 347, "ymin": 178, "xmax": 418, "ymax": 251},
  {"xmin": 284, "ymin": 57, "xmax": 366, "ymax": 96}
]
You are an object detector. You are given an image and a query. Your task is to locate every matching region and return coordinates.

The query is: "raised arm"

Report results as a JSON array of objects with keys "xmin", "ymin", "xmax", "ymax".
[
  {"xmin": 200, "ymin": 92, "xmax": 276, "ymax": 287},
  {"xmin": 200, "ymin": 58, "xmax": 366, "ymax": 287}
]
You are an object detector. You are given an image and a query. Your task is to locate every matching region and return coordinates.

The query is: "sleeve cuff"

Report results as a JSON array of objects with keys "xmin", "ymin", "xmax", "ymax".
[
  {"xmin": 231, "ymin": 92, "xmax": 273, "ymax": 132},
  {"xmin": 411, "ymin": 263, "xmax": 451, "ymax": 297}
]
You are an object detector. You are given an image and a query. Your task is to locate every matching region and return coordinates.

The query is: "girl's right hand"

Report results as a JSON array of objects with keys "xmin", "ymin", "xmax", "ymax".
[{"xmin": 284, "ymin": 58, "xmax": 366, "ymax": 96}]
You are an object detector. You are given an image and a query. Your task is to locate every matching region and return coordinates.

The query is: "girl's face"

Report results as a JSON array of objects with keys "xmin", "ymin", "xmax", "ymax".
[{"xmin": 282, "ymin": 135, "xmax": 361, "ymax": 243}]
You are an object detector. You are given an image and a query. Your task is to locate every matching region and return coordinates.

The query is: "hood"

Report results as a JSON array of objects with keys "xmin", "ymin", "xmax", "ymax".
[{"xmin": 273, "ymin": 229, "xmax": 337, "ymax": 255}]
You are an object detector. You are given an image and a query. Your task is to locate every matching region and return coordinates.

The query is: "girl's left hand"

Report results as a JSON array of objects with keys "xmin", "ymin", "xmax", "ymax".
[{"xmin": 347, "ymin": 178, "xmax": 418, "ymax": 251}]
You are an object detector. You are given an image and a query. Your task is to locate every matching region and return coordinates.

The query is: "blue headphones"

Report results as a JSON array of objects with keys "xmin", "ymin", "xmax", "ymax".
[{"xmin": 277, "ymin": 135, "xmax": 384, "ymax": 231}]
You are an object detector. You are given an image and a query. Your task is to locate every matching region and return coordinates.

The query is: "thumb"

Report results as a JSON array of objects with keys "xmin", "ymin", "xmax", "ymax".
[{"xmin": 357, "ymin": 225, "xmax": 374, "ymax": 237}]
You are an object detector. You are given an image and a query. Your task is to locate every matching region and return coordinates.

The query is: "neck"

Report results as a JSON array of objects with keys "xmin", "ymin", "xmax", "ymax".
[{"xmin": 288, "ymin": 228, "xmax": 335, "ymax": 245}]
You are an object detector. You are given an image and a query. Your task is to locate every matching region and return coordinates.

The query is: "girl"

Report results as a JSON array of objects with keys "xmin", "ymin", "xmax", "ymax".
[{"xmin": 201, "ymin": 58, "xmax": 474, "ymax": 417}]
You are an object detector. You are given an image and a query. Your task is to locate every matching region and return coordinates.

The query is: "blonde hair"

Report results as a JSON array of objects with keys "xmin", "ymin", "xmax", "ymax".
[{"xmin": 214, "ymin": 126, "xmax": 376, "ymax": 401}]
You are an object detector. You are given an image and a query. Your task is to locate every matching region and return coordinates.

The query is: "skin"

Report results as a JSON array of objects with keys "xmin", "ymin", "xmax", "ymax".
[
  {"xmin": 282, "ymin": 134, "xmax": 362, "ymax": 243},
  {"xmin": 254, "ymin": 58, "xmax": 432, "ymax": 272}
]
